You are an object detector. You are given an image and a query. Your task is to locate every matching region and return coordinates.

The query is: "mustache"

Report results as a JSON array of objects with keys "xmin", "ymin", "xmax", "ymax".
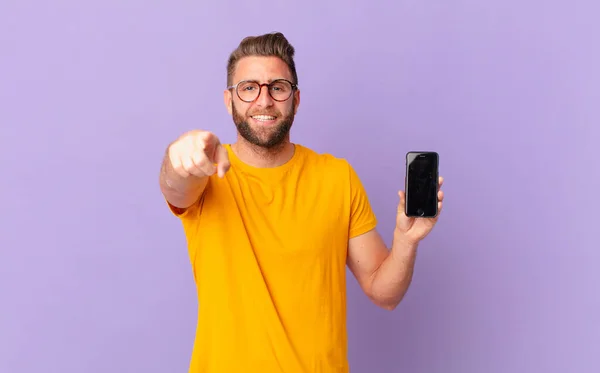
[{"xmin": 247, "ymin": 110, "xmax": 281, "ymax": 117}]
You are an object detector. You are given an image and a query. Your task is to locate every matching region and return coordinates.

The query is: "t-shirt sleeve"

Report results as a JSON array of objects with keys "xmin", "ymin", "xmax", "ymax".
[
  {"xmin": 165, "ymin": 197, "xmax": 201, "ymax": 219},
  {"xmin": 347, "ymin": 163, "xmax": 378, "ymax": 238},
  {"xmin": 163, "ymin": 181, "xmax": 208, "ymax": 223}
]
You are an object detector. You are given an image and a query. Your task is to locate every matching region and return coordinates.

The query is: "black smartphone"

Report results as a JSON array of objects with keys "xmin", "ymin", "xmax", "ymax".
[{"xmin": 405, "ymin": 151, "xmax": 439, "ymax": 218}]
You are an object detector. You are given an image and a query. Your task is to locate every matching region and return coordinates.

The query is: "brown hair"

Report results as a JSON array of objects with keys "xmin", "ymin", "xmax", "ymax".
[{"xmin": 226, "ymin": 32, "xmax": 298, "ymax": 87}]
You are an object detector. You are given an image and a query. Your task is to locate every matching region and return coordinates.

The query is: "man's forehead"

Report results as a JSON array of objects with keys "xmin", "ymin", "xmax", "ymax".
[{"xmin": 233, "ymin": 56, "xmax": 292, "ymax": 82}]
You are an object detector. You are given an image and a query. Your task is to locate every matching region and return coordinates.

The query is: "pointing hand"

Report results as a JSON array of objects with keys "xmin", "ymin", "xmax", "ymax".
[{"xmin": 168, "ymin": 130, "xmax": 231, "ymax": 178}]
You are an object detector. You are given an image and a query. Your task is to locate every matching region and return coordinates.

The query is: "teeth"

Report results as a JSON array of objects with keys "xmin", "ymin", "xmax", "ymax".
[{"xmin": 252, "ymin": 115, "xmax": 276, "ymax": 121}]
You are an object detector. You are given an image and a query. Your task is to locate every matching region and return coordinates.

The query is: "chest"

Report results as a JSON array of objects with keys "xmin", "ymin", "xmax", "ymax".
[{"xmin": 201, "ymin": 173, "xmax": 351, "ymax": 258}]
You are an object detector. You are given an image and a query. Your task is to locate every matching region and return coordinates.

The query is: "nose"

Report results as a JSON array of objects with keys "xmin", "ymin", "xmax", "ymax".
[{"xmin": 254, "ymin": 85, "xmax": 274, "ymax": 107}]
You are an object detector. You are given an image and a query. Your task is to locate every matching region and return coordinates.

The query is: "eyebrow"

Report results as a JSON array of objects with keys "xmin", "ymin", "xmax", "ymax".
[{"xmin": 242, "ymin": 77, "xmax": 288, "ymax": 83}]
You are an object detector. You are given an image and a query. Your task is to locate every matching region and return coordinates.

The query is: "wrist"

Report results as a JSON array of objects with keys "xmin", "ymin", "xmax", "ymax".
[{"xmin": 392, "ymin": 229, "xmax": 419, "ymax": 253}]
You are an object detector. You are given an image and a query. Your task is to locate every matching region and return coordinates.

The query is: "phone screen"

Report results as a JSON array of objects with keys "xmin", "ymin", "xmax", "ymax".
[{"xmin": 405, "ymin": 152, "xmax": 439, "ymax": 217}]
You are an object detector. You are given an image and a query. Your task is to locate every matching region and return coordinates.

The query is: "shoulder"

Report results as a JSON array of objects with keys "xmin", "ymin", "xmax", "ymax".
[
  {"xmin": 295, "ymin": 144, "xmax": 353, "ymax": 173},
  {"xmin": 295, "ymin": 144, "xmax": 365, "ymax": 191},
  {"xmin": 294, "ymin": 144, "xmax": 371, "ymax": 201}
]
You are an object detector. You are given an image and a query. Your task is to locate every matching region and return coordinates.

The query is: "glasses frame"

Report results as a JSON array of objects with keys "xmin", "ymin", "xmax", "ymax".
[{"xmin": 227, "ymin": 79, "xmax": 298, "ymax": 103}]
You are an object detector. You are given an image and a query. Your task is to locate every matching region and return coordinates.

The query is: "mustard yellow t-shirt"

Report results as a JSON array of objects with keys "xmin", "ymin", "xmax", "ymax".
[{"xmin": 170, "ymin": 144, "xmax": 377, "ymax": 373}]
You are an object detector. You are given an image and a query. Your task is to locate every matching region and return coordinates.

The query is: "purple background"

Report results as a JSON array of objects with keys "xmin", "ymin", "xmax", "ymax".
[{"xmin": 1, "ymin": 0, "xmax": 599, "ymax": 372}]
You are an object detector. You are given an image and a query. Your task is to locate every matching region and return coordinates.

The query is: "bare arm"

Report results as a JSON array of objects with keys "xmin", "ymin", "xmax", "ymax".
[
  {"xmin": 159, "ymin": 150, "xmax": 209, "ymax": 210},
  {"xmin": 347, "ymin": 181, "xmax": 444, "ymax": 310},
  {"xmin": 347, "ymin": 228, "xmax": 418, "ymax": 311}
]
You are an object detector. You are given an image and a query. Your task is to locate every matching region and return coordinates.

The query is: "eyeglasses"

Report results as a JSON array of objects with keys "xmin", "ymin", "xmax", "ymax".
[{"xmin": 227, "ymin": 79, "xmax": 297, "ymax": 103}]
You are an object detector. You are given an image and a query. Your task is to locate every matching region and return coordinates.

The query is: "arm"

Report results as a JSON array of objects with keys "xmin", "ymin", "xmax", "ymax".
[
  {"xmin": 345, "ymin": 162, "xmax": 444, "ymax": 310},
  {"xmin": 159, "ymin": 149, "xmax": 209, "ymax": 212},
  {"xmin": 347, "ymin": 228, "xmax": 418, "ymax": 311}
]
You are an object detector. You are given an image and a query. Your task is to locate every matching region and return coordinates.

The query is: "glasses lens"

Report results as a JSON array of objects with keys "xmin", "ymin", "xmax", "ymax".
[
  {"xmin": 269, "ymin": 80, "xmax": 293, "ymax": 101},
  {"xmin": 237, "ymin": 81, "xmax": 260, "ymax": 102}
]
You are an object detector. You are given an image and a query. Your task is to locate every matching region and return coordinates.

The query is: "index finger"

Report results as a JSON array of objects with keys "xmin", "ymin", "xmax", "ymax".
[
  {"xmin": 196, "ymin": 131, "xmax": 217, "ymax": 150},
  {"xmin": 214, "ymin": 144, "xmax": 231, "ymax": 178}
]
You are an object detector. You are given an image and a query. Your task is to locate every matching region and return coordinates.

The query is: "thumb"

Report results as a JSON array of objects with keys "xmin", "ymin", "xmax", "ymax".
[
  {"xmin": 214, "ymin": 144, "xmax": 231, "ymax": 178},
  {"xmin": 396, "ymin": 191, "xmax": 406, "ymax": 217},
  {"xmin": 396, "ymin": 190, "xmax": 412, "ymax": 231}
]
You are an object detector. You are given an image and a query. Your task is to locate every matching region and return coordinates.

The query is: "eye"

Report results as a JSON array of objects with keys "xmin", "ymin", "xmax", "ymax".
[
  {"xmin": 270, "ymin": 81, "xmax": 291, "ymax": 92},
  {"xmin": 238, "ymin": 82, "xmax": 258, "ymax": 91}
]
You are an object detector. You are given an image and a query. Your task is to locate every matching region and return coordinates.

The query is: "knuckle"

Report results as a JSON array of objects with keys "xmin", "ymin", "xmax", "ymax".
[
  {"xmin": 193, "ymin": 152, "xmax": 208, "ymax": 166},
  {"xmin": 172, "ymin": 165, "xmax": 187, "ymax": 177},
  {"xmin": 196, "ymin": 130, "xmax": 212, "ymax": 141}
]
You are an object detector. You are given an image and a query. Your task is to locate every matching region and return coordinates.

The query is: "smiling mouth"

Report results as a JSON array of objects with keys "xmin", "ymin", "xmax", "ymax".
[{"xmin": 251, "ymin": 114, "xmax": 277, "ymax": 122}]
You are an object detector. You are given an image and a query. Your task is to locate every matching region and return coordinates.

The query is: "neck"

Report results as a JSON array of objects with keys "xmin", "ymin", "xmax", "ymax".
[{"xmin": 232, "ymin": 135, "xmax": 295, "ymax": 168}]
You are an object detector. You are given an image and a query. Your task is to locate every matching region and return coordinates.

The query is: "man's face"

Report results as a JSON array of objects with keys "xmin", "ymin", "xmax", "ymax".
[{"xmin": 224, "ymin": 56, "xmax": 300, "ymax": 149}]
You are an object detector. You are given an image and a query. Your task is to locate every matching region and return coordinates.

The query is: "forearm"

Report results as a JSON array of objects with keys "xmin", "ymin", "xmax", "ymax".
[
  {"xmin": 159, "ymin": 151, "xmax": 208, "ymax": 209},
  {"xmin": 369, "ymin": 231, "xmax": 419, "ymax": 310}
]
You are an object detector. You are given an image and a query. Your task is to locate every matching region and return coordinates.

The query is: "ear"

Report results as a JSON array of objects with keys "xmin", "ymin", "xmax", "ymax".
[
  {"xmin": 224, "ymin": 89, "xmax": 233, "ymax": 115},
  {"xmin": 293, "ymin": 88, "xmax": 301, "ymax": 115}
]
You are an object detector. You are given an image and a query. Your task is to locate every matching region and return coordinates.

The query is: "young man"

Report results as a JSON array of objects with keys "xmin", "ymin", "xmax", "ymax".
[{"xmin": 159, "ymin": 32, "xmax": 444, "ymax": 373}]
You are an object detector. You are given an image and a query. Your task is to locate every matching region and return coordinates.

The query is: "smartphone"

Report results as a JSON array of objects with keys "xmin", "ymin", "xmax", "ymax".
[{"xmin": 405, "ymin": 151, "xmax": 439, "ymax": 218}]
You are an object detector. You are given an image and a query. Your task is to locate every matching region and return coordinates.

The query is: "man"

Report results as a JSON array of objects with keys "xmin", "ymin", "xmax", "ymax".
[{"xmin": 159, "ymin": 32, "xmax": 444, "ymax": 373}]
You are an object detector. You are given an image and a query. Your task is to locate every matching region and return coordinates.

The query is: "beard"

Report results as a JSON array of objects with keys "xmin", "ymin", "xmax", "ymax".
[{"xmin": 232, "ymin": 100, "xmax": 295, "ymax": 149}]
